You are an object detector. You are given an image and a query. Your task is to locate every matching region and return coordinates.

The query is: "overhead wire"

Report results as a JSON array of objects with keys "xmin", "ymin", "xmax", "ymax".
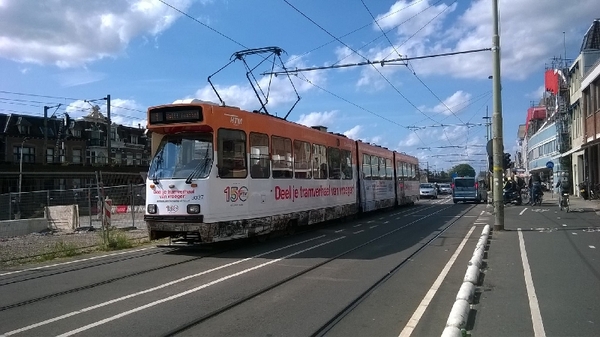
[{"xmin": 283, "ymin": 0, "xmax": 447, "ymax": 147}]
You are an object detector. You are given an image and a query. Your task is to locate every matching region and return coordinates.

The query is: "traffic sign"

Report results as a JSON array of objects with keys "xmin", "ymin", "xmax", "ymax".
[{"xmin": 546, "ymin": 161, "xmax": 554, "ymax": 170}]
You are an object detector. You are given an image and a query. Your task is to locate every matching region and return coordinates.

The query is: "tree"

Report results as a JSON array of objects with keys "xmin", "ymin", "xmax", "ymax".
[{"xmin": 448, "ymin": 163, "xmax": 476, "ymax": 177}]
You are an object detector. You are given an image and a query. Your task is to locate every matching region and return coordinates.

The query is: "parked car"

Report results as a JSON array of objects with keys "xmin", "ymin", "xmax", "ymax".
[
  {"xmin": 452, "ymin": 176, "xmax": 488, "ymax": 203},
  {"xmin": 439, "ymin": 183, "xmax": 452, "ymax": 194},
  {"xmin": 420, "ymin": 183, "xmax": 438, "ymax": 199}
]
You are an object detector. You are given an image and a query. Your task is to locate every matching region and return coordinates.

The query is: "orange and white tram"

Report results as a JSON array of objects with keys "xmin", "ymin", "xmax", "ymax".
[{"xmin": 144, "ymin": 99, "xmax": 419, "ymax": 243}]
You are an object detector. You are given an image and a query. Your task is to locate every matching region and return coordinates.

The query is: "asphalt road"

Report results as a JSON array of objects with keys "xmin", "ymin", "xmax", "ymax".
[
  {"xmin": 471, "ymin": 198, "xmax": 600, "ymax": 337},
  {"xmin": 0, "ymin": 196, "xmax": 494, "ymax": 337}
]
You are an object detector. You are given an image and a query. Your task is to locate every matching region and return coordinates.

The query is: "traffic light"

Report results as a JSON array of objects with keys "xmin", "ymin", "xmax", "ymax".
[{"xmin": 503, "ymin": 153, "xmax": 512, "ymax": 170}]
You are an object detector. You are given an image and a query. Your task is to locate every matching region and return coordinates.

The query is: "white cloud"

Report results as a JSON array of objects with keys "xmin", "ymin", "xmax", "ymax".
[
  {"xmin": 343, "ymin": 125, "xmax": 362, "ymax": 139},
  {"xmin": 65, "ymin": 98, "xmax": 145, "ymax": 127},
  {"xmin": 296, "ymin": 111, "xmax": 338, "ymax": 127},
  {"xmin": 349, "ymin": 0, "xmax": 599, "ymax": 86},
  {"xmin": 431, "ymin": 91, "xmax": 472, "ymax": 115},
  {"xmin": 0, "ymin": 0, "xmax": 195, "ymax": 67}
]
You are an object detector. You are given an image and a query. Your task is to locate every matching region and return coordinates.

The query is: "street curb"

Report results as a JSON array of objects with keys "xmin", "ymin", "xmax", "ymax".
[{"xmin": 441, "ymin": 224, "xmax": 490, "ymax": 337}]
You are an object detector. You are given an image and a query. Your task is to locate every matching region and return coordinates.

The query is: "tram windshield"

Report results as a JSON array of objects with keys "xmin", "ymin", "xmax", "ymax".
[{"xmin": 148, "ymin": 133, "xmax": 213, "ymax": 182}]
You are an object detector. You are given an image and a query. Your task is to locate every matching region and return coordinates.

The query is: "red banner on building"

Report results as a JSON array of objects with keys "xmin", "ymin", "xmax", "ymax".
[{"xmin": 545, "ymin": 69, "xmax": 559, "ymax": 94}]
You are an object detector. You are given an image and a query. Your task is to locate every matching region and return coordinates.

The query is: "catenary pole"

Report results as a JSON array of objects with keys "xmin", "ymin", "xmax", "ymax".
[{"xmin": 491, "ymin": 0, "xmax": 504, "ymax": 231}]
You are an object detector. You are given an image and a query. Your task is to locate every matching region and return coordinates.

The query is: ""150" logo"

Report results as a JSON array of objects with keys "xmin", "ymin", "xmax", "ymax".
[{"xmin": 224, "ymin": 186, "xmax": 248, "ymax": 202}]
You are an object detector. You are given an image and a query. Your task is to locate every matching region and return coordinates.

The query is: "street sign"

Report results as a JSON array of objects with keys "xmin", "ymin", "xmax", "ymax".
[
  {"xmin": 546, "ymin": 161, "xmax": 554, "ymax": 170},
  {"xmin": 452, "ymin": 172, "xmax": 458, "ymax": 178},
  {"xmin": 486, "ymin": 139, "xmax": 493, "ymax": 156}
]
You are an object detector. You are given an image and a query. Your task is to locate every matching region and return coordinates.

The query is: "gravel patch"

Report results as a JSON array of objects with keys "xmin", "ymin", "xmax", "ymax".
[{"xmin": 0, "ymin": 228, "xmax": 150, "ymax": 267}]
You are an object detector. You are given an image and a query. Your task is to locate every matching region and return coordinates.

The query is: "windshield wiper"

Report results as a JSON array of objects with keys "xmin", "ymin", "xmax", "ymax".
[
  {"xmin": 185, "ymin": 157, "xmax": 212, "ymax": 184},
  {"xmin": 151, "ymin": 154, "xmax": 163, "ymax": 184},
  {"xmin": 185, "ymin": 145, "xmax": 213, "ymax": 184}
]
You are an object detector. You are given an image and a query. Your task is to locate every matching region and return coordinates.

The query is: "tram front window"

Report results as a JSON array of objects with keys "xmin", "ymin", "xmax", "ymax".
[{"xmin": 148, "ymin": 133, "xmax": 213, "ymax": 181}]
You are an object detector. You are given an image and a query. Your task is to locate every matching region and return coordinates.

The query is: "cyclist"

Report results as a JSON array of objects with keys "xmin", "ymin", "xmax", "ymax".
[
  {"xmin": 556, "ymin": 172, "xmax": 570, "ymax": 208},
  {"xmin": 528, "ymin": 173, "xmax": 542, "ymax": 205}
]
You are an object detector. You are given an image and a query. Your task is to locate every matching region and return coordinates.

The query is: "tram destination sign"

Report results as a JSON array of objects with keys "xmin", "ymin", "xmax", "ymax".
[{"xmin": 149, "ymin": 107, "xmax": 203, "ymax": 124}]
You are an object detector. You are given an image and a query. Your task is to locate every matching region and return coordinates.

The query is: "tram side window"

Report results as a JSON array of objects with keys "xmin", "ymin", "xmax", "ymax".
[
  {"xmin": 371, "ymin": 155, "xmax": 381, "ymax": 180},
  {"xmin": 379, "ymin": 157, "xmax": 386, "ymax": 179},
  {"xmin": 294, "ymin": 140, "xmax": 312, "ymax": 179},
  {"xmin": 313, "ymin": 144, "xmax": 328, "ymax": 179},
  {"xmin": 272, "ymin": 136, "xmax": 293, "ymax": 178},
  {"xmin": 218, "ymin": 129, "xmax": 247, "ymax": 179},
  {"xmin": 250, "ymin": 132, "xmax": 270, "ymax": 179},
  {"xmin": 341, "ymin": 150, "xmax": 352, "ymax": 180},
  {"xmin": 385, "ymin": 158, "xmax": 393, "ymax": 180},
  {"xmin": 396, "ymin": 161, "xmax": 403, "ymax": 180},
  {"xmin": 362, "ymin": 154, "xmax": 371, "ymax": 180},
  {"xmin": 328, "ymin": 147, "xmax": 341, "ymax": 179}
]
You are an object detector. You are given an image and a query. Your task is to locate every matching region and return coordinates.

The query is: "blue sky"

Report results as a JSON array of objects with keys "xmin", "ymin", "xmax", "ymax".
[{"xmin": 0, "ymin": 0, "xmax": 598, "ymax": 172}]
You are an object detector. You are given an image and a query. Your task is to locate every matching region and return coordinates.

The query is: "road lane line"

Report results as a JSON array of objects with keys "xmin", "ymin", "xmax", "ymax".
[
  {"xmin": 518, "ymin": 229, "xmax": 546, "ymax": 337},
  {"xmin": 399, "ymin": 225, "xmax": 477, "ymax": 337},
  {"xmin": 54, "ymin": 236, "xmax": 346, "ymax": 337},
  {"xmin": 334, "ymin": 230, "xmax": 344, "ymax": 233},
  {"xmin": 1, "ymin": 235, "xmax": 328, "ymax": 336},
  {"xmin": 353, "ymin": 224, "xmax": 362, "ymax": 228},
  {"xmin": 591, "ymin": 246, "xmax": 596, "ymax": 249},
  {"xmin": 369, "ymin": 225, "xmax": 378, "ymax": 229},
  {"xmin": 353, "ymin": 230, "xmax": 364, "ymax": 234},
  {"xmin": 519, "ymin": 208, "xmax": 528, "ymax": 216}
]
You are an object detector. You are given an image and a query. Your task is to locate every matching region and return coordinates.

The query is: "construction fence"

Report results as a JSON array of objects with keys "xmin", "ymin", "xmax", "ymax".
[{"xmin": 0, "ymin": 184, "xmax": 146, "ymax": 232}]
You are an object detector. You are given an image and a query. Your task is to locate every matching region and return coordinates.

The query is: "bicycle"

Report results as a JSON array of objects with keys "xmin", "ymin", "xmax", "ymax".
[{"xmin": 559, "ymin": 192, "xmax": 569, "ymax": 212}]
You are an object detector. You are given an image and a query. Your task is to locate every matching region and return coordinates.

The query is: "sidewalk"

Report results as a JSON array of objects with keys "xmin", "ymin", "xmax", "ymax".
[{"xmin": 470, "ymin": 195, "xmax": 600, "ymax": 336}]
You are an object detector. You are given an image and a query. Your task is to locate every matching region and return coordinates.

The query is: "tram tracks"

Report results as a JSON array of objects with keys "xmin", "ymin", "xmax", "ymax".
[
  {"xmin": 0, "ymin": 201, "xmax": 456, "ymax": 336},
  {"xmin": 160, "ymin": 201, "xmax": 471, "ymax": 337}
]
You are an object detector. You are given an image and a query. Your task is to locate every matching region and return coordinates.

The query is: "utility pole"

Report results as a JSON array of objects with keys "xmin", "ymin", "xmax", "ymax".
[
  {"xmin": 105, "ymin": 94, "xmax": 111, "ymax": 165},
  {"xmin": 43, "ymin": 106, "xmax": 48, "ymax": 164},
  {"xmin": 491, "ymin": 0, "xmax": 504, "ymax": 231}
]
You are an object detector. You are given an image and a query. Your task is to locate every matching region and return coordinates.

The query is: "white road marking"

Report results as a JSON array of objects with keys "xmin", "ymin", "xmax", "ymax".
[
  {"xmin": 518, "ymin": 229, "xmax": 546, "ymax": 337},
  {"xmin": 54, "ymin": 236, "xmax": 345, "ymax": 337},
  {"xmin": 474, "ymin": 222, "xmax": 487, "ymax": 225},
  {"xmin": 384, "ymin": 221, "xmax": 389, "ymax": 224},
  {"xmin": 1, "ymin": 235, "xmax": 330, "ymax": 336},
  {"xmin": 562, "ymin": 224, "xmax": 567, "ymax": 227},
  {"xmin": 353, "ymin": 230, "xmax": 364, "ymax": 234},
  {"xmin": 398, "ymin": 225, "xmax": 477, "ymax": 337},
  {"xmin": 369, "ymin": 225, "xmax": 378, "ymax": 229},
  {"xmin": 519, "ymin": 208, "xmax": 528, "ymax": 216},
  {"xmin": 0, "ymin": 248, "xmax": 152, "ymax": 277},
  {"xmin": 591, "ymin": 246, "xmax": 596, "ymax": 249},
  {"xmin": 353, "ymin": 224, "xmax": 362, "ymax": 228},
  {"xmin": 334, "ymin": 229, "xmax": 344, "ymax": 233},
  {"xmin": 572, "ymin": 233, "xmax": 577, "ymax": 235}
]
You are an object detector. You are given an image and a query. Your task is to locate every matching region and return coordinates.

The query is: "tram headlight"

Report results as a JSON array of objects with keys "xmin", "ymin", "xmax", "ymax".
[
  {"xmin": 147, "ymin": 204, "xmax": 157, "ymax": 214},
  {"xmin": 187, "ymin": 204, "xmax": 200, "ymax": 214}
]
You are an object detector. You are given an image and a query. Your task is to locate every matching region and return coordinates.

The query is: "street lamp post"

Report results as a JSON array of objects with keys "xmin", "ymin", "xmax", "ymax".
[
  {"xmin": 491, "ymin": 0, "xmax": 504, "ymax": 231},
  {"xmin": 17, "ymin": 137, "xmax": 29, "ymax": 219}
]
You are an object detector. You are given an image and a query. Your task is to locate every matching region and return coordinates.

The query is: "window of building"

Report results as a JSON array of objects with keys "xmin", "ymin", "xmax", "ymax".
[
  {"xmin": 46, "ymin": 148, "xmax": 54, "ymax": 163},
  {"xmin": 135, "ymin": 153, "xmax": 142, "ymax": 165},
  {"xmin": 18, "ymin": 125, "xmax": 30, "ymax": 134},
  {"xmin": 13, "ymin": 146, "xmax": 35, "ymax": 163},
  {"xmin": 218, "ymin": 129, "xmax": 247, "ymax": 178},
  {"xmin": 272, "ymin": 136, "xmax": 292, "ymax": 179},
  {"xmin": 313, "ymin": 144, "xmax": 328, "ymax": 179},
  {"xmin": 250, "ymin": 132, "xmax": 270, "ymax": 178},
  {"xmin": 341, "ymin": 150, "xmax": 352, "ymax": 180},
  {"xmin": 131, "ymin": 135, "xmax": 139, "ymax": 144},
  {"xmin": 127, "ymin": 153, "xmax": 133, "ymax": 165},
  {"xmin": 72, "ymin": 149, "xmax": 82, "ymax": 163},
  {"xmin": 293, "ymin": 140, "xmax": 312, "ymax": 179},
  {"xmin": 362, "ymin": 154, "xmax": 371, "ymax": 180},
  {"xmin": 73, "ymin": 129, "xmax": 81, "ymax": 138}
]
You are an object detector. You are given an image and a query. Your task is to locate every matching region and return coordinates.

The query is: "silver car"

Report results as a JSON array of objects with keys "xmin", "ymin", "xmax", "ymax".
[
  {"xmin": 439, "ymin": 183, "xmax": 452, "ymax": 194},
  {"xmin": 420, "ymin": 183, "xmax": 438, "ymax": 199}
]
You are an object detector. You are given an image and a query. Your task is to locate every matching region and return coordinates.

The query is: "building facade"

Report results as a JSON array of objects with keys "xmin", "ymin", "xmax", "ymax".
[{"xmin": 0, "ymin": 107, "xmax": 150, "ymax": 193}]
